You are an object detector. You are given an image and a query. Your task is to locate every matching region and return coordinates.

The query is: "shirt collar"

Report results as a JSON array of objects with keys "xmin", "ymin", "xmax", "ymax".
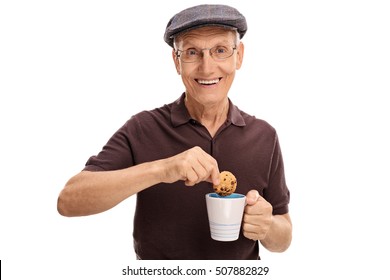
[{"xmin": 171, "ymin": 93, "xmax": 246, "ymax": 127}]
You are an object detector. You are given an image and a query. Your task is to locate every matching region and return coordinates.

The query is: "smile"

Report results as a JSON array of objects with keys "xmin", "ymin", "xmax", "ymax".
[{"xmin": 196, "ymin": 78, "xmax": 221, "ymax": 85}]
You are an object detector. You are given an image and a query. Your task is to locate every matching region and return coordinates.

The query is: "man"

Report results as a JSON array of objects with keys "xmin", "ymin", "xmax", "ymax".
[{"xmin": 57, "ymin": 4, "xmax": 292, "ymax": 260}]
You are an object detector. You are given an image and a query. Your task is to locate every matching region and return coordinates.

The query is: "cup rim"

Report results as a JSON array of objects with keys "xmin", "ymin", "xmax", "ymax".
[{"xmin": 206, "ymin": 193, "xmax": 245, "ymax": 199}]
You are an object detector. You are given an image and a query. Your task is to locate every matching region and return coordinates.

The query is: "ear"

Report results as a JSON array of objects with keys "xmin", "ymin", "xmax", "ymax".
[
  {"xmin": 235, "ymin": 42, "xmax": 244, "ymax": 70},
  {"xmin": 172, "ymin": 49, "xmax": 181, "ymax": 75}
]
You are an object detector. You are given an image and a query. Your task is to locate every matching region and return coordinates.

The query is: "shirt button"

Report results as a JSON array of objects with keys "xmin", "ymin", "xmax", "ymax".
[{"xmin": 190, "ymin": 119, "xmax": 197, "ymax": 125}]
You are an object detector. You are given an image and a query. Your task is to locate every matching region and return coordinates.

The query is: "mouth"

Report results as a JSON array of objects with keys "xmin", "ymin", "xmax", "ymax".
[{"xmin": 195, "ymin": 78, "xmax": 222, "ymax": 86}]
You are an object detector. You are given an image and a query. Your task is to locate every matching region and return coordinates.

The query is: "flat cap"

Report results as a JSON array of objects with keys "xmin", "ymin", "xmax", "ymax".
[{"xmin": 164, "ymin": 4, "xmax": 247, "ymax": 47}]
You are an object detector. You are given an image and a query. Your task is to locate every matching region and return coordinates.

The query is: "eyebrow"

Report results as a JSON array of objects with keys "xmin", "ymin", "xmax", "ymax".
[
  {"xmin": 179, "ymin": 39, "xmax": 234, "ymax": 50},
  {"xmin": 175, "ymin": 30, "xmax": 236, "ymax": 49}
]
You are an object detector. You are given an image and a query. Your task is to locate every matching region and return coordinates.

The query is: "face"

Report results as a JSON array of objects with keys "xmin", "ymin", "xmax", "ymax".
[{"xmin": 172, "ymin": 27, "xmax": 244, "ymax": 108}]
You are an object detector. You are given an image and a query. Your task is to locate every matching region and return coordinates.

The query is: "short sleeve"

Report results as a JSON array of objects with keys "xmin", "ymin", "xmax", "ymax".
[
  {"xmin": 83, "ymin": 120, "xmax": 135, "ymax": 171},
  {"xmin": 264, "ymin": 133, "xmax": 290, "ymax": 215}
]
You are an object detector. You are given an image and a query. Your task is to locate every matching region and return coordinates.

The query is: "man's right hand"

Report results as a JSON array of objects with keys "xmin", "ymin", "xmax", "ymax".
[{"xmin": 160, "ymin": 146, "xmax": 220, "ymax": 186}]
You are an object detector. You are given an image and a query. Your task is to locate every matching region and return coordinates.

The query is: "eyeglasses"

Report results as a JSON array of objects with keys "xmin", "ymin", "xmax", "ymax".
[{"xmin": 175, "ymin": 45, "xmax": 237, "ymax": 63}]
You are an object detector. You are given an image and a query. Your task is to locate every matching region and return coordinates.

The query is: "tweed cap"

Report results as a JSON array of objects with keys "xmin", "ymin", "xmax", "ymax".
[{"xmin": 164, "ymin": 4, "xmax": 247, "ymax": 47}]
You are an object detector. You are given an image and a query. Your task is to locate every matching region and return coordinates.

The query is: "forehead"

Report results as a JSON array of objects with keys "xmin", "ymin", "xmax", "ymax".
[{"xmin": 175, "ymin": 26, "xmax": 236, "ymax": 46}]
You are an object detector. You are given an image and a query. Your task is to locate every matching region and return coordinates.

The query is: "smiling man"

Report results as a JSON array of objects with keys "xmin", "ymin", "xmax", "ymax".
[
  {"xmin": 172, "ymin": 26, "xmax": 243, "ymax": 137},
  {"xmin": 57, "ymin": 4, "xmax": 292, "ymax": 260}
]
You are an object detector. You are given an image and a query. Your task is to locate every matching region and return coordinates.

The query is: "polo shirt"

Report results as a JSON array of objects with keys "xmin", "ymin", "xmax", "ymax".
[{"xmin": 83, "ymin": 93, "xmax": 290, "ymax": 260}]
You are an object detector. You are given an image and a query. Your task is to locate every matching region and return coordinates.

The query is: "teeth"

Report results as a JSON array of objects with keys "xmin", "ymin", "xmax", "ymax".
[{"xmin": 198, "ymin": 79, "xmax": 219, "ymax": 85}]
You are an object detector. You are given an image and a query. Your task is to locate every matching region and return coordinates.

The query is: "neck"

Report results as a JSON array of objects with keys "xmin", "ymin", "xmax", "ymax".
[{"xmin": 185, "ymin": 96, "xmax": 229, "ymax": 137}]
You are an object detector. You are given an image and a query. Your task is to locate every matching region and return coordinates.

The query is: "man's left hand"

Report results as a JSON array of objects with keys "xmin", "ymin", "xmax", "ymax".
[{"xmin": 242, "ymin": 190, "xmax": 273, "ymax": 241}]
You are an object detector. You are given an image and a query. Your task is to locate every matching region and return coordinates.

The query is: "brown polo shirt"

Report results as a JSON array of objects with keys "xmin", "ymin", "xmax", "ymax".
[{"xmin": 84, "ymin": 93, "xmax": 290, "ymax": 260}]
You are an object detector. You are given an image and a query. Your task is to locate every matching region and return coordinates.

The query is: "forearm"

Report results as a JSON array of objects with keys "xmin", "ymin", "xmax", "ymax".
[
  {"xmin": 57, "ymin": 161, "xmax": 164, "ymax": 217},
  {"xmin": 260, "ymin": 213, "xmax": 292, "ymax": 252}
]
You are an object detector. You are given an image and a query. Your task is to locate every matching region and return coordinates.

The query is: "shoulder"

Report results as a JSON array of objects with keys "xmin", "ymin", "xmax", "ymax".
[
  {"xmin": 238, "ymin": 107, "xmax": 277, "ymax": 136},
  {"xmin": 120, "ymin": 100, "xmax": 176, "ymax": 134},
  {"xmin": 125, "ymin": 98, "xmax": 176, "ymax": 122}
]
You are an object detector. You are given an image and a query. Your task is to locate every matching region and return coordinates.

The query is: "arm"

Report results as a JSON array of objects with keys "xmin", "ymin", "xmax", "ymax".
[
  {"xmin": 57, "ymin": 161, "xmax": 163, "ymax": 217},
  {"xmin": 242, "ymin": 190, "xmax": 292, "ymax": 252},
  {"xmin": 57, "ymin": 146, "xmax": 220, "ymax": 217}
]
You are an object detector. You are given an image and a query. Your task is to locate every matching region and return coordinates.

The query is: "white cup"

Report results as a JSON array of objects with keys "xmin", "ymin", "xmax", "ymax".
[{"xmin": 205, "ymin": 193, "xmax": 246, "ymax": 241}]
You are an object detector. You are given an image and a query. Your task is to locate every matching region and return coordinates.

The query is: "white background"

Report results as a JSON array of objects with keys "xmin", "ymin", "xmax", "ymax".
[{"xmin": 1, "ymin": 0, "xmax": 389, "ymax": 279}]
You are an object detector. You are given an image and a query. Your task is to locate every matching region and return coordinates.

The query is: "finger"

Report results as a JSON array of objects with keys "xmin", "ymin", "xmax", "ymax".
[
  {"xmin": 243, "ymin": 229, "xmax": 267, "ymax": 241},
  {"xmin": 205, "ymin": 165, "xmax": 220, "ymax": 185},
  {"xmin": 194, "ymin": 158, "xmax": 216, "ymax": 184},
  {"xmin": 242, "ymin": 230, "xmax": 258, "ymax": 241},
  {"xmin": 245, "ymin": 200, "xmax": 273, "ymax": 216},
  {"xmin": 242, "ymin": 221, "xmax": 261, "ymax": 234},
  {"xmin": 245, "ymin": 190, "xmax": 260, "ymax": 205},
  {"xmin": 185, "ymin": 158, "xmax": 213, "ymax": 186},
  {"xmin": 184, "ymin": 168, "xmax": 199, "ymax": 186},
  {"xmin": 206, "ymin": 161, "xmax": 219, "ymax": 183},
  {"xmin": 242, "ymin": 220, "xmax": 269, "ymax": 241},
  {"xmin": 245, "ymin": 204, "xmax": 261, "ymax": 215},
  {"xmin": 197, "ymin": 153, "xmax": 219, "ymax": 185}
]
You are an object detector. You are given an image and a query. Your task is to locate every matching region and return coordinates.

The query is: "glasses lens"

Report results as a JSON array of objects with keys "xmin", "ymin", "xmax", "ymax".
[
  {"xmin": 211, "ymin": 46, "xmax": 234, "ymax": 59},
  {"xmin": 181, "ymin": 48, "xmax": 199, "ymax": 63},
  {"xmin": 178, "ymin": 45, "xmax": 235, "ymax": 63}
]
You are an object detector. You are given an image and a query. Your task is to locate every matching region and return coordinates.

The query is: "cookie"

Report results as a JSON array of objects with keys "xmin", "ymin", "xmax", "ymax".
[{"xmin": 213, "ymin": 171, "xmax": 237, "ymax": 196}]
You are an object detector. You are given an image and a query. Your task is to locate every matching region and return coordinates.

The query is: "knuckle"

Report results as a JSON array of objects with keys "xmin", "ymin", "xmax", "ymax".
[
  {"xmin": 199, "ymin": 168, "xmax": 209, "ymax": 179},
  {"xmin": 206, "ymin": 163, "xmax": 216, "ymax": 174},
  {"xmin": 192, "ymin": 146, "xmax": 202, "ymax": 153}
]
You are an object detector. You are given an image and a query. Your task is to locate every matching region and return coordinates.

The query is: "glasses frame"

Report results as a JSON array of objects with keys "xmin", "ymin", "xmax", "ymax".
[{"xmin": 175, "ymin": 45, "xmax": 237, "ymax": 63}]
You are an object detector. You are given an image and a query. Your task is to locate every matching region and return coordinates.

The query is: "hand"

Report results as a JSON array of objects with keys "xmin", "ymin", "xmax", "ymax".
[
  {"xmin": 242, "ymin": 190, "xmax": 273, "ymax": 241},
  {"xmin": 161, "ymin": 146, "xmax": 220, "ymax": 186}
]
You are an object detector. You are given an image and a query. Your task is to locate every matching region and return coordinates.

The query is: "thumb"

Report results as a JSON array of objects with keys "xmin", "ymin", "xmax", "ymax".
[{"xmin": 246, "ymin": 190, "xmax": 260, "ymax": 205}]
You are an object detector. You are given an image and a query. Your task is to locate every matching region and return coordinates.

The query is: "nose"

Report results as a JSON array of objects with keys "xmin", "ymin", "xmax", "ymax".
[{"xmin": 198, "ymin": 49, "xmax": 215, "ymax": 73}]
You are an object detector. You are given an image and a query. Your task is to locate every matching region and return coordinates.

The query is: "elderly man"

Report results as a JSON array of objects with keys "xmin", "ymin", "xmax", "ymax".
[{"xmin": 57, "ymin": 4, "xmax": 292, "ymax": 260}]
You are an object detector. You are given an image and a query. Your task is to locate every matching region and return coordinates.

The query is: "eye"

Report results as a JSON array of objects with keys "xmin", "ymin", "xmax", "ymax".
[
  {"xmin": 214, "ymin": 46, "xmax": 229, "ymax": 54},
  {"xmin": 185, "ymin": 48, "xmax": 199, "ymax": 56}
]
